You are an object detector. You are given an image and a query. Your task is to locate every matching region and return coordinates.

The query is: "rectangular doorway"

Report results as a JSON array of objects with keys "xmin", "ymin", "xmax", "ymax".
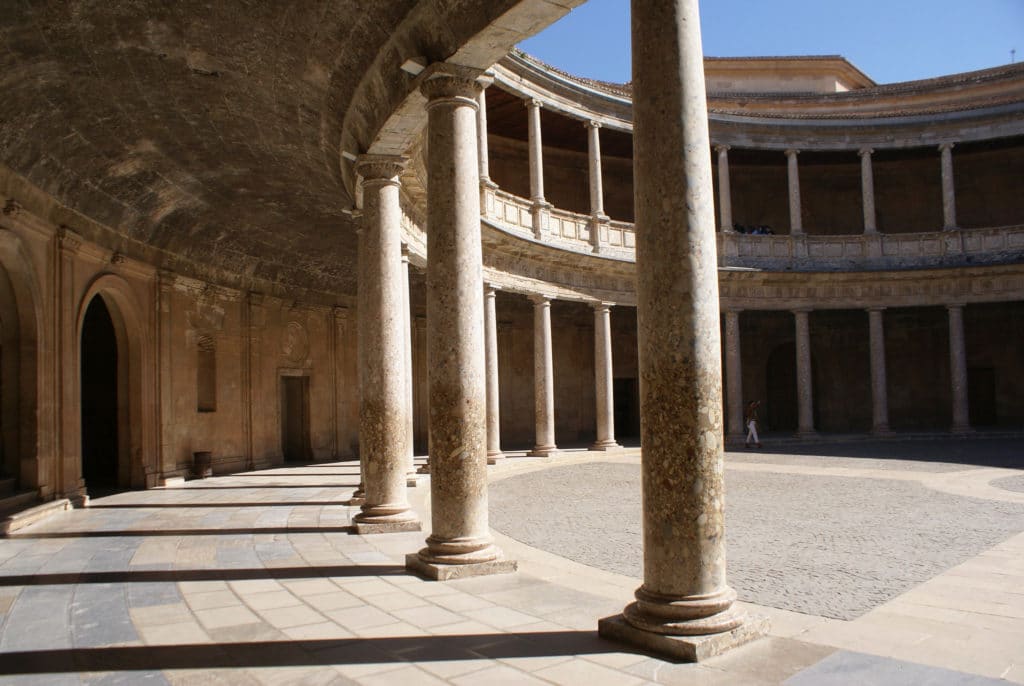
[{"xmin": 281, "ymin": 375, "xmax": 311, "ymax": 462}]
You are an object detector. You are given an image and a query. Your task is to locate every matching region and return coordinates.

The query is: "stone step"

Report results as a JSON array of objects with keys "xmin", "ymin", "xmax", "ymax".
[{"xmin": 1, "ymin": 498, "xmax": 71, "ymax": 536}]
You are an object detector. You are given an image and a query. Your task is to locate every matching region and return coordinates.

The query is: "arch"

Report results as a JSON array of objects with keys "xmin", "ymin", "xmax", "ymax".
[
  {"xmin": 0, "ymin": 228, "xmax": 44, "ymax": 495},
  {"xmin": 76, "ymin": 273, "xmax": 156, "ymax": 492}
]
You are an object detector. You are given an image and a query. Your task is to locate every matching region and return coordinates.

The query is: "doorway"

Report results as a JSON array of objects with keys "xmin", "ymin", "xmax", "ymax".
[
  {"xmin": 765, "ymin": 342, "xmax": 797, "ymax": 433},
  {"xmin": 613, "ymin": 377, "xmax": 641, "ymax": 443},
  {"xmin": 968, "ymin": 367, "xmax": 997, "ymax": 426},
  {"xmin": 81, "ymin": 296, "xmax": 120, "ymax": 491},
  {"xmin": 281, "ymin": 375, "xmax": 311, "ymax": 462}
]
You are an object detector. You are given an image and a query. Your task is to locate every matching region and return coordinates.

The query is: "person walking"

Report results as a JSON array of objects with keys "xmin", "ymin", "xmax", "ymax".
[{"xmin": 745, "ymin": 400, "xmax": 762, "ymax": 448}]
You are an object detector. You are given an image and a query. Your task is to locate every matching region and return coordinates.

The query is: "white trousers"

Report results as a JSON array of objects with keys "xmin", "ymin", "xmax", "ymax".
[{"xmin": 746, "ymin": 420, "xmax": 759, "ymax": 445}]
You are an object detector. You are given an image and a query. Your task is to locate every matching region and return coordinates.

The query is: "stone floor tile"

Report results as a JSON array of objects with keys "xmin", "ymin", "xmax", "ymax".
[
  {"xmin": 702, "ymin": 636, "xmax": 836, "ymax": 685},
  {"xmin": 229, "ymin": 580, "xmax": 284, "ymax": 595},
  {"xmin": 349, "ymin": 620, "xmax": 422, "ymax": 639},
  {"xmin": 390, "ymin": 604, "xmax": 465, "ymax": 629},
  {"xmin": 130, "ymin": 604, "xmax": 194, "ymax": 627},
  {"xmin": 242, "ymin": 591, "xmax": 302, "ymax": 611},
  {"xmin": 137, "ymin": 621, "xmax": 210, "ymax": 645},
  {"xmin": 176, "ymin": 581, "xmax": 229, "ymax": 595},
  {"xmin": 324, "ymin": 605, "xmax": 397, "ymax": 631},
  {"xmin": 359, "ymin": 590, "xmax": 428, "ymax": 612},
  {"xmin": 355, "ymin": 664, "xmax": 447, "ymax": 686},
  {"xmin": 534, "ymin": 656, "xmax": 646, "ymax": 686},
  {"xmin": 278, "ymin": 580, "xmax": 339, "ymax": 597},
  {"xmin": 257, "ymin": 605, "xmax": 326, "ymax": 629},
  {"xmin": 184, "ymin": 591, "xmax": 239, "ymax": 611},
  {"xmin": 463, "ymin": 606, "xmax": 540, "ymax": 629},
  {"xmin": 449, "ymin": 664, "xmax": 551, "ymax": 685},
  {"xmin": 280, "ymin": 622, "xmax": 352, "ymax": 641},
  {"xmin": 194, "ymin": 605, "xmax": 261, "ymax": 630},
  {"xmin": 427, "ymin": 619, "xmax": 501, "ymax": 636},
  {"xmin": 428, "ymin": 592, "xmax": 496, "ymax": 613},
  {"xmin": 298, "ymin": 590, "xmax": 363, "ymax": 612}
]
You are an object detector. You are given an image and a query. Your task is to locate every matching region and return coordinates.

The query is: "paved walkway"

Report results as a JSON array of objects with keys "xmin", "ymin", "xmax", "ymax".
[{"xmin": 0, "ymin": 438, "xmax": 1021, "ymax": 684}]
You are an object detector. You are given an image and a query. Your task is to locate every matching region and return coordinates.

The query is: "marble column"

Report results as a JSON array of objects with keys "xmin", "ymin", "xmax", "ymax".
[
  {"xmin": 939, "ymin": 143, "xmax": 958, "ymax": 230},
  {"xmin": 528, "ymin": 294, "xmax": 558, "ymax": 457},
  {"xmin": 947, "ymin": 304, "xmax": 971, "ymax": 432},
  {"xmin": 591, "ymin": 301, "xmax": 620, "ymax": 450},
  {"xmin": 859, "ymin": 148, "xmax": 877, "ymax": 234},
  {"xmin": 867, "ymin": 307, "xmax": 891, "ymax": 435},
  {"xmin": 406, "ymin": 64, "xmax": 515, "ymax": 580},
  {"xmin": 526, "ymin": 98, "xmax": 550, "ymax": 238},
  {"xmin": 586, "ymin": 120, "xmax": 609, "ymax": 253},
  {"xmin": 400, "ymin": 244, "xmax": 417, "ymax": 479},
  {"xmin": 347, "ymin": 226, "xmax": 367, "ymax": 507},
  {"xmin": 716, "ymin": 145, "xmax": 734, "ymax": 232},
  {"xmin": 484, "ymin": 284, "xmax": 504, "ymax": 463},
  {"xmin": 724, "ymin": 310, "xmax": 744, "ymax": 441},
  {"xmin": 352, "ymin": 155, "xmax": 420, "ymax": 534},
  {"xmin": 794, "ymin": 308, "xmax": 816, "ymax": 436},
  {"xmin": 786, "ymin": 149, "xmax": 803, "ymax": 236},
  {"xmin": 599, "ymin": 0, "xmax": 767, "ymax": 661}
]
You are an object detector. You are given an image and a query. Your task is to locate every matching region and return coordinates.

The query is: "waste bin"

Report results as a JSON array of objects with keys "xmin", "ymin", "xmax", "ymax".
[{"xmin": 192, "ymin": 451, "xmax": 212, "ymax": 479}]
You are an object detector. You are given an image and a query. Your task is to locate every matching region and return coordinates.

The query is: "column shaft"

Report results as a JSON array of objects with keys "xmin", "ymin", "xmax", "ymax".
[
  {"xmin": 860, "ymin": 148, "xmax": 877, "ymax": 234},
  {"xmin": 940, "ymin": 143, "xmax": 957, "ymax": 230},
  {"xmin": 794, "ymin": 309, "xmax": 815, "ymax": 435},
  {"xmin": 587, "ymin": 120, "xmax": 607, "ymax": 253},
  {"xmin": 724, "ymin": 310, "xmax": 744, "ymax": 439},
  {"xmin": 528, "ymin": 295, "xmax": 557, "ymax": 456},
  {"xmin": 408, "ymin": 65, "xmax": 513, "ymax": 577},
  {"xmin": 786, "ymin": 149, "xmax": 803, "ymax": 235},
  {"xmin": 592, "ymin": 302, "xmax": 619, "ymax": 450},
  {"xmin": 716, "ymin": 146, "xmax": 733, "ymax": 232},
  {"xmin": 948, "ymin": 304, "xmax": 970, "ymax": 432},
  {"xmin": 599, "ymin": 0, "xmax": 766, "ymax": 657},
  {"xmin": 353, "ymin": 155, "xmax": 419, "ymax": 533},
  {"xmin": 400, "ymin": 245, "xmax": 415, "ymax": 475},
  {"xmin": 527, "ymin": 99, "xmax": 546, "ymax": 203},
  {"xmin": 867, "ymin": 308, "xmax": 890, "ymax": 434},
  {"xmin": 484, "ymin": 285, "xmax": 503, "ymax": 462},
  {"xmin": 476, "ymin": 77, "xmax": 493, "ymax": 186}
]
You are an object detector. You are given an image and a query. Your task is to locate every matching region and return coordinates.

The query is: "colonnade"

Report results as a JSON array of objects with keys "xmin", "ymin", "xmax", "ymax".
[
  {"xmin": 722, "ymin": 304, "xmax": 974, "ymax": 440},
  {"xmin": 477, "ymin": 79, "xmax": 967, "ymax": 237},
  {"xmin": 349, "ymin": 0, "xmax": 762, "ymax": 658}
]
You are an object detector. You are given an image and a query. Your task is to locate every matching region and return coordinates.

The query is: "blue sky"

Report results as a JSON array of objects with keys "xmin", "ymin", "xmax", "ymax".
[{"xmin": 518, "ymin": 0, "xmax": 1024, "ymax": 85}]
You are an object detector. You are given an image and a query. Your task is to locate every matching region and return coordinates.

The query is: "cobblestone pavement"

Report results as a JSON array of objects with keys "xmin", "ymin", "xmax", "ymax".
[
  {"xmin": 490, "ymin": 446, "xmax": 1024, "ymax": 620},
  {"xmin": 994, "ymin": 474, "xmax": 1024, "ymax": 493}
]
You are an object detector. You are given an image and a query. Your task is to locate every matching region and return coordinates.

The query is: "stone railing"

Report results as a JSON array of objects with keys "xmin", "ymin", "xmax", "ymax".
[
  {"xmin": 484, "ymin": 187, "xmax": 636, "ymax": 260},
  {"xmin": 482, "ymin": 187, "xmax": 1024, "ymax": 271}
]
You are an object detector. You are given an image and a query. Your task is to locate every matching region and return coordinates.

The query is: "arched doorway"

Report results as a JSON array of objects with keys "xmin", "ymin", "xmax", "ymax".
[{"xmin": 80, "ymin": 295, "xmax": 122, "ymax": 492}]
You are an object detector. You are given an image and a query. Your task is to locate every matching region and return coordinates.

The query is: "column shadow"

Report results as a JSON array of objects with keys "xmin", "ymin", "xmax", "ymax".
[{"xmin": 0, "ymin": 564, "xmax": 405, "ymax": 587}]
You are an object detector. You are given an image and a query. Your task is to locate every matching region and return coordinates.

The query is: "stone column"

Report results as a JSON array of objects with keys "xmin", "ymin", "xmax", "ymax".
[
  {"xmin": 484, "ymin": 283, "xmax": 504, "ymax": 463},
  {"xmin": 939, "ymin": 143, "xmax": 957, "ymax": 230},
  {"xmin": 400, "ymin": 244, "xmax": 417, "ymax": 480},
  {"xmin": 352, "ymin": 155, "xmax": 420, "ymax": 535},
  {"xmin": 859, "ymin": 148, "xmax": 877, "ymax": 234},
  {"xmin": 724, "ymin": 310, "xmax": 744, "ymax": 441},
  {"xmin": 586, "ymin": 120, "xmax": 609, "ymax": 253},
  {"xmin": 786, "ymin": 149, "xmax": 803, "ymax": 236},
  {"xmin": 947, "ymin": 304, "xmax": 970, "ymax": 432},
  {"xmin": 476, "ymin": 74, "xmax": 495, "ymax": 189},
  {"xmin": 526, "ymin": 98, "xmax": 550, "ymax": 238},
  {"xmin": 867, "ymin": 307, "xmax": 891, "ymax": 435},
  {"xmin": 591, "ymin": 301, "xmax": 620, "ymax": 450},
  {"xmin": 348, "ymin": 226, "xmax": 367, "ymax": 506},
  {"xmin": 794, "ymin": 308, "xmax": 816, "ymax": 436},
  {"xmin": 599, "ymin": 0, "xmax": 767, "ymax": 661},
  {"xmin": 406, "ymin": 64, "xmax": 515, "ymax": 580},
  {"xmin": 528, "ymin": 294, "xmax": 558, "ymax": 456},
  {"xmin": 716, "ymin": 145, "xmax": 734, "ymax": 232}
]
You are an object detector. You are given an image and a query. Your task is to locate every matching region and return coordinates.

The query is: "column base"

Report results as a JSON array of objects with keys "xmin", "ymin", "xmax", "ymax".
[
  {"xmin": 416, "ymin": 462, "xmax": 431, "ymax": 474},
  {"xmin": 526, "ymin": 445, "xmax": 559, "ymax": 458},
  {"xmin": 871, "ymin": 426, "xmax": 895, "ymax": 438},
  {"xmin": 405, "ymin": 552, "xmax": 517, "ymax": 581},
  {"xmin": 406, "ymin": 472, "xmax": 423, "ymax": 487},
  {"xmin": 796, "ymin": 430, "xmax": 819, "ymax": 440},
  {"xmin": 486, "ymin": 451, "xmax": 505, "ymax": 465},
  {"xmin": 590, "ymin": 440, "xmax": 622, "ymax": 452},
  {"xmin": 344, "ymin": 490, "xmax": 366, "ymax": 507},
  {"xmin": 598, "ymin": 612, "xmax": 769, "ymax": 663},
  {"xmin": 951, "ymin": 424, "xmax": 974, "ymax": 435},
  {"xmin": 354, "ymin": 519, "xmax": 422, "ymax": 535}
]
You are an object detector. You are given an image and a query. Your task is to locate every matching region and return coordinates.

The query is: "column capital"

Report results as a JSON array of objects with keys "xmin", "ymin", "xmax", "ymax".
[
  {"xmin": 785, "ymin": 148, "xmax": 800, "ymax": 158},
  {"xmin": 945, "ymin": 302, "xmax": 966, "ymax": 311},
  {"xmin": 938, "ymin": 142, "xmax": 956, "ymax": 153},
  {"xmin": 419, "ymin": 63, "xmax": 483, "ymax": 105},
  {"xmin": 483, "ymin": 282, "xmax": 499, "ymax": 296},
  {"xmin": 525, "ymin": 98, "xmax": 544, "ymax": 111},
  {"xmin": 400, "ymin": 242, "xmax": 411, "ymax": 262},
  {"xmin": 792, "ymin": 306, "xmax": 813, "ymax": 315},
  {"xmin": 715, "ymin": 144, "xmax": 731, "ymax": 154},
  {"xmin": 476, "ymin": 71, "xmax": 495, "ymax": 89},
  {"xmin": 858, "ymin": 147, "xmax": 874, "ymax": 157},
  {"xmin": 590, "ymin": 300, "xmax": 615, "ymax": 312},
  {"xmin": 528, "ymin": 293, "xmax": 552, "ymax": 306},
  {"xmin": 333, "ymin": 305, "xmax": 350, "ymax": 323},
  {"xmin": 866, "ymin": 305, "xmax": 886, "ymax": 313},
  {"xmin": 723, "ymin": 307, "xmax": 743, "ymax": 316},
  {"xmin": 585, "ymin": 119, "xmax": 602, "ymax": 130},
  {"xmin": 354, "ymin": 154, "xmax": 408, "ymax": 183}
]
